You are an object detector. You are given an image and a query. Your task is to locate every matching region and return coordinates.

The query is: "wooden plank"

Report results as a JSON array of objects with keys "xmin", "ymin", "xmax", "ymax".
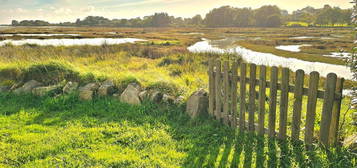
[
  {"xmin": 304, "ymin": 71, "xmax": 320, "ymax": 145},
  {"xmin": 329, "ymin": 78, "xmax": 344, "ymax": 146},
  {"xmin": 239, "ymin": 63, "xmax": 247, "ymax": 130},
  {"xmin": 208, "ymin": 59, "xmax": 216, "ymax": 116},
  {"xmin": 231, "ymin": 61, "xmax": 238, "ymax": 127},
  {"xmin": 215, "ymin": 60, "xmax": 222, "ymax": 120},
  {"xmin": 268, "ymin": 66, "xmax": 278, "ymax": 137},
  {"xmin": 223, "ymin": 61, "xmax": 230, "ymax": 125},
  {"xmin": 319, "ymin": 73, "xmax": 337, "ymax": 147},
  {"xmin": 291, "ymin": 69, "xmax": 305, "ymax": 140},
  {"xmin": 278, "ymin": 68, "xmax": 289, "ymax": 140},
  {"xmin": 248, "ymin": 64, "xmax": 257, "ymax": 132},
  {"xmin": 258, "ymin": 65, "xmax": 266, "ymax": 135}
]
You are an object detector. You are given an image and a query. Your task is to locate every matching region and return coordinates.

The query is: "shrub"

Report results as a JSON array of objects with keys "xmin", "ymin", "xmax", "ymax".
[
  {"xmin": 22, "ymin": 62, "xmax": 80, "ymax": 85},
  {"xmin": 146, "ymin": 81, "xmax": 182, "ymax": 96},
  {"xmin": 0, "ymin": 67, "xmax": 22, "ymax": 82},
  {"xmin": 79, "ymin": 72, "xmax": 98, "ymax": 84}
]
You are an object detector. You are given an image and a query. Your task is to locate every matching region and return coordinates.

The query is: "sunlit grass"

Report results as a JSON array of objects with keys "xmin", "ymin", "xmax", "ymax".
[{"xmin": 0, "ymin": 93, "xmax": 355, "ymax": 168}]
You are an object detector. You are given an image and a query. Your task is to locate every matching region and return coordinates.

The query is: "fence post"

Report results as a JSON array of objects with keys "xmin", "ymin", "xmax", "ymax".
[
  {"xmin": 268, "ymin": 66, "xmax": 278, "ymax": 137},
  {"xmin": 215, "ymin": 60, "xmax": 222, "ymax": 120},
  {"xmin": 291, "ymin": 69, "xmax": 305, "ymax": 140},
  {"xmin": 258, "ymin": 65, "xmax": 266, "ymax": 135},
  {"xmin": 248, "ymin": 64, "xmax": 257, "ymax": 132},
  {"xmin": 239, "ymin": 63, "xmax": 247, "ymax": 130},
  {"xmin": 319, "ymin": 73, "xmax": 337, "ymax": 147},
  {"xmin": 329, "ymin": 78, "xmax": 344, "ymax": 146},
  {"xmin": 208, "ymin": 59, "xmax": 216, "ymax": 117},
  {"xmin": 231, "ymin": 61, "xmax": 239, "ymax": 127},
  {"xmin": 223, "ymin": 61, "xmax": 230, "ymax": 125},
  {"xmin": 305, "ymin": 71, "xmax": 320, "ymax": 145}
]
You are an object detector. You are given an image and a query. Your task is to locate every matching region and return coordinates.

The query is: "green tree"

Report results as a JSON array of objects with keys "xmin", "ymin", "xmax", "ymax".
[
  {"xmin": 11, "ymin": 20, "xmax": 19, "ymax": 26},
  {"xmin": 204, "ymin": 6, "xmax": 236, "ymax": 27},
  {"xmin": 151, "ymin": 13, "xmax": 171, "ymax": 27},
  {"xmin": 254, "ymin": 5, "xmax": 282, "ymax": 27},
  {"xmin": 191, "ymin": 15, "xmax": 203, "ymax": 25},
  {"xmin": 233, "ymin": 8, "xmax": 254, "ymax": 27}
]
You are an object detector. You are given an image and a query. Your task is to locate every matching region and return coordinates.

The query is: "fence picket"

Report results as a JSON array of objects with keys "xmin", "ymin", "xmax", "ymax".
[
  {"xmin": 248, "ymin": 64, "xmax": 257, "ymax": 132},
  {"xmin": 208, "ymin": 59, "xmax": 216, "ymax": 116},
  {"xmin": 304, "ymin": 72, "xmax": 320, "ymax": 145},
  {"xmin": 278, "ymin": 68, "xmax": 289, "ymax": 139},
  {"xmin": 223, "ymin": 61, "xmax": 230, "ymax": 125},
  {"xmin": 320, "ymin": 73, "xmax": 337, "ymax": 147},
  {"xmin": 291, "ymin": 70, "xmax": 304, "ymax": 140},
  {"xmin": 329, "ymin": 78, "xmax": 344, "ymax": 146},
  {"xmin": 215, "ymin": 60, "xmax": 222, "ymax": 120},
  {"xmin": 231, "ymin": 62, "xmax": 239, "ymax": 127},
  {"xmin": 258, "ymin": 66, "xmax": 266, "ymax": 135},
  {"xmin": 239, "ymin": 63, "xmax": 247, "ymax": 130},
  {"xmin": 268, "ymin": 66, "xmax": 278, "ymax": 137}
]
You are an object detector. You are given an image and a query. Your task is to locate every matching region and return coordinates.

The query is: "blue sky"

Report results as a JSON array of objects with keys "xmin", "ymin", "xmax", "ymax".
[{"xmin": 0, "ymin": 0, "xmax": 352, "ymax": 24}]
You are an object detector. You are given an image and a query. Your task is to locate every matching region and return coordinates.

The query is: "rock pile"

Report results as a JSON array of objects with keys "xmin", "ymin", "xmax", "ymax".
[
  {"xmin": 0, "ymin": 79, "xmax": 186, "ymax": 106},
  {"xmin": 1, "ymin": 79, "xmax": 211, "ymax": 120}
]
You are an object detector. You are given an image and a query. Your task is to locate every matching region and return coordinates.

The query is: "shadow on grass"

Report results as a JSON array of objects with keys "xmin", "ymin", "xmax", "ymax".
[{"xmin": 0, "ymin": 93, "xmax": 355, "ymax": 168}]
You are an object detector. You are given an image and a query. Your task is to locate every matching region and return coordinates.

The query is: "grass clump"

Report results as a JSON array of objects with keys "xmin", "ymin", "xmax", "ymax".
[
  {"xmin": 22, "ymin": 62, "xmax": 80, "ymax": 85},
  {"xmin": 146, "ymin": 81, "xmax": 182, "ymax": 96}
]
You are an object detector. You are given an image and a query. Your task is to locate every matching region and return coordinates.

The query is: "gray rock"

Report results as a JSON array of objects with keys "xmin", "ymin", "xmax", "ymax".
[
  {"xmin": 120, "ymin": 83, "xmax": 141, "ymax": 105},
  {"xmin": 98, "ymin": 80, "xmax": 115, "ymax": 96},
  {"xmin": 139, "ymin": 90, "xmax": 149, "ymax": 101},
  {"xmin": 32, "ymin": 85, "xmax": 61, "ymax": 96},
  {"xmin": 343, "ymin": 133, "xmax": 357, "ymax": 152},
  {"xmin": 113, "ymin": 93, "xmax": 120, "ymax": 98},
  {"xmin": 186, "ymin": 89, "xmax": 208, "ymax": 118},
  {"xmin": 63, "ymin": 82, "xmax": 79, "ymax": 94},
  {"xmin": 138, "ymin": 90, "xmax": 163, "ymax": 103},
  {"xmin": 162, "ymin": 94, "xmax": 175, "ymax": 104},
  {"xmin": 13, "ymin": 80, "xmax": 42, "ymax": 94},
  {"xmin": 79, "ymin": 83, "xmax": 100, "ymax": 100},
  {"xmin": 10, "ymin": 83, "xmax": 22, "ymax": 91},
  {"xmin": 150, "ymin": 91, "xmax": 163, "ymax": 103},
  {"xmin": 0, "ymin": 86, "xmax": 10, "ymax": 93},
  {"xmin": 174, "ymin": 96, "xmax": 185, "ymax": 105}
]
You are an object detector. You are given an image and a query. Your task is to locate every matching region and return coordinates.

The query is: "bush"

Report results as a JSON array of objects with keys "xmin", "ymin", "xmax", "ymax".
[
  {"xmin": 157, "ymin": 56, "xmax": 184, "ymax": 67},
  {"xmin": 146, "ymin": 81, "xmax": 182, "ymax": 96},
  {"xmin": 79, "ymin": 72, "xmax": 97, "ymax": 84},
  {"xmin": 22, "ymin": 62, "xmax": 80, "ymax": 85},
  {"xmin": 0, "ymin": 67, "xmax": 22, "ymax": 82}
]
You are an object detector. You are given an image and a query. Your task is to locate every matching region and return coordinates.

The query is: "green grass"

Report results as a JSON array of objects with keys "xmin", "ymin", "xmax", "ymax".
[{"xmin": 0, "ymin": 93, "xmax": 355, "ymax": 168}]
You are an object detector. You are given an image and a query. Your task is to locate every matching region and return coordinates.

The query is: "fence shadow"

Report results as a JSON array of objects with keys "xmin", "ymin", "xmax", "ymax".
[{"xmin": 182, "ymin": 129, "xmax": 327, "ymax": 168}]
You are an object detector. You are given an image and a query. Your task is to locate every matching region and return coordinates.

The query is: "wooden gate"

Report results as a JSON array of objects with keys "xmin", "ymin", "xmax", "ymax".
[{"xmin": 208, "ymin": 60, "xmax": 344, "ymax": 147}]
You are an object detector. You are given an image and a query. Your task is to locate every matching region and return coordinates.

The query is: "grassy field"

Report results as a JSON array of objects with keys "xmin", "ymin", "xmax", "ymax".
[
  {"xmin": 0, "ymin": 27, "xmax": 356, "ymax": 167},
  {"xmin": 0, "ymin": 93, "xmax": 355, "ymax": 168}
]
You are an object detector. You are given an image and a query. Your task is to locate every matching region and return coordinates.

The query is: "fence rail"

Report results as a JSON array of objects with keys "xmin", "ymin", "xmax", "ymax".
[{"xmin": 208, "ymin": 60, "xmax": 344, "ymax": 147}]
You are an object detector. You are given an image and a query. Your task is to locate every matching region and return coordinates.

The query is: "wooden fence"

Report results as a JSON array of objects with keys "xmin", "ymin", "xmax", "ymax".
[{"xmin": 208, "ymin": 60, "xmax": 345, "ymax": 147}]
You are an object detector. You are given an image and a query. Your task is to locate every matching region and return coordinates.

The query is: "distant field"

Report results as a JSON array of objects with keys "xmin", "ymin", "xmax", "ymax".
[{"xmin": 285, "ymin": 22, "xmax": 351, "ymax": 28}]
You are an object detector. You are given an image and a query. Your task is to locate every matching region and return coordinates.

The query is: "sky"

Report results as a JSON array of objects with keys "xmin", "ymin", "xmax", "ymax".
[{"xmin": 0, "ymin": 0, "xmax": 352, "ymax": 24}]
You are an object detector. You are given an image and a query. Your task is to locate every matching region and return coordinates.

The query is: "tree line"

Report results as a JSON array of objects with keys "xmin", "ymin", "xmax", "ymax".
[{"xmin": 11, "ymin": 5, "xmax": 352, "ymax": 27}]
